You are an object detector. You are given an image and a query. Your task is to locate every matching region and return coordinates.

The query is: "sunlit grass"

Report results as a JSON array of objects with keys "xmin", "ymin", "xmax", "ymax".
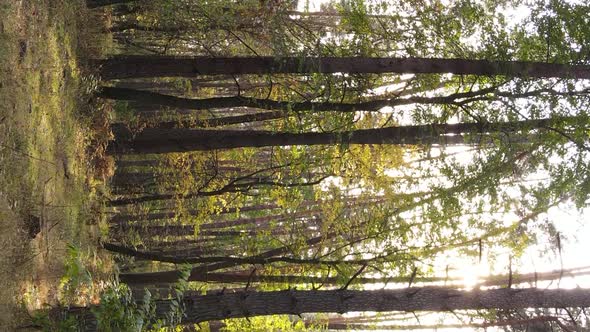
[{"xmin": 0, "ymin": 0, "xmax": 112, "ymax": 329}]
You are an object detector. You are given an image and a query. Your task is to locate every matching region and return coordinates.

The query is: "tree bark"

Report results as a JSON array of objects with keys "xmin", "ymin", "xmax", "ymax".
[
  {"xmin": 109, "ymin": 226, "xmax": 259, "ymax": 237},
  {"xmin": 97, "ymin": 86, "xmax": 492, "ymax": 112},
  {"xmin": 132, "ymin": 271, "xmax": 446, "ymax": 285},
  {"xmin": 107, "ymin": 117, "xmax": 556, "ymax": 155},
  {"xmin": 97, "ymin": 56, "xmax": 590, "ymax": 79},
  {"xmin": 71, "ymin": 288, "xmax": 590, "ymax": 326},
  {"xmin": 198, "ymin": 209, "xmax": 322, "ymax": 230},
  {"xmin": 103, "ymin": 242, "xmax": 371, "ymax": 266},
  {"xmin": 120, "ymin": 266, "xmax": 590, "ymax": 287},
  {"xmin": 111, "ymin": 111, "xmax": 285, "ymax": 131},
  {"xmin": 109, "ymin": 203, "xmax": 280, "ymax": 224},
  {"xmin": 87, "ymin": 0, "xmax": 136, "ymax": 8},
  {"xmin": 108, "ymin": 22, "xmax": 181, "ymax": 33},
  {"xmin": 116, "ymin": 159, "xmax": 159, "ymax": 168}
]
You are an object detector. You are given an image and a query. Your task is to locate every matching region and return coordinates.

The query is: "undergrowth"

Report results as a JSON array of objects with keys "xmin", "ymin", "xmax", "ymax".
[{"xmin": 32, "ymin": 245, "xmax": 190, "ymax": 331}]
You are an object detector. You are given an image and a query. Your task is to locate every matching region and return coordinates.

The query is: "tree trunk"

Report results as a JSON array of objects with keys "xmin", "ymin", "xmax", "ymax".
[
  {"xmin": 116, "ymin": 159, "xmax": 159, "ymax": 168},
  {"xmin": 87, "ymin": 0, "xmax": 136, "ymax": 8},
  {"xmin": 107, "ymin": 187, "xmax": 235, "ymax": 206},
  {"xmin": 111, "ymin": 111, "xmax": 285, "ymax": 131},
  {"xmin": 107, "ymin": 170, "xmax": 328, "ymax": 206},
  {"xmin": 109, "ymin": 226, "xmax": 259, "ymax": 237},
  {"xmin": 110, "ymin": 171, "xmax": 156, "ymax": 186},
  {"xmin": 107, "ymin": 117, "xmax": 555, "ymax": 154},
  {"xmin": 70, "ymin": 288, "xmax": 590, "ymax": 327},
  {"xmin": 109, "ymin": 203, "xmax": 280, "ymax": 224},
  {"xmin": 104, "ymin": 242, "xmax": 370, "ymax": 266},
  {"xmin": 97, "ymin": 86, "xmax": 493, "ymax": 112},
  {"xmin": 199, "ymin": 209, "xmax": 322, "ymax": 230},
  {"xmin": 139, "ymin": 271, "xmax": 446, "ymax": 285},
  {"xmin": 120, "ymin": 266, "xmax": 590, "ymax": 287},
  {"xmin": 97, "ymin": 56, "xmax": 590, "ymax": 79},
  {"xmin": 108, "ymin": 22, "xmax": 181, "ymax": 33}
]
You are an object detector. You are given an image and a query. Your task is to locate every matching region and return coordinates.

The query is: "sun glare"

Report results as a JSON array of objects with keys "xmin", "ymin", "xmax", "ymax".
[
  {"xmin": 460, "ymin": 265, "xmax": 480, "ymax": 290},
  {"xmin": 455, "ymin": 260, "xmax": 491, "ymax": 290}
]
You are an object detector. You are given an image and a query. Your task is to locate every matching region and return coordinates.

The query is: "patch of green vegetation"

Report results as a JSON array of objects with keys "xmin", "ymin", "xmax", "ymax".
[
  {"xmin": 31, "ymin": 252, "xmax": 191, "ymax": 331},
  {"xmin": 59, "ymin": 244, "xmax": 93, "ymax": 301},
  {"xmin": 113, "ymin": 100, "xmax": 137, "ymax": 122},
  {"xmin": 91, "ymin": 266, "xmax": 190, "ymax": 332},
  {"xmin": 30, "ymin": 310, "xmax": 80, "ymax": 332},
  {"xmin": 92, "ymin": 283, "xmax": 156, "ymax": 332}
]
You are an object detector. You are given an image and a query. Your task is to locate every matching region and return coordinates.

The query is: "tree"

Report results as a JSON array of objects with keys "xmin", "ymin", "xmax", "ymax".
[
  {"xmin": 98, "ymin": 85, "xmax": 497, "ymax": 113},
  {"xmin": 116, "ymin": 264, "xmax": 590, "ymax": 287},
  {"xmin": 107, "ymin": 117, "xmax": 567, "ymax": 154},
  {"xmin": 70, "ymin": 287, "xmax": 590, "ymax": 327},
  {"xmin": 86, "ymin": 0, "xmax": 136, "ymax": 8},
  {"xmin": 98, "ymin": 56, "xmax": 590, "ymax": 79}
]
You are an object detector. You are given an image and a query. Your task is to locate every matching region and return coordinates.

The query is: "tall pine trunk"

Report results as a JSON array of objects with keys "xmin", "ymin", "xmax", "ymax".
[
  {"xmin": 107, "ymin": 118, "xmax": 556, "ymax": 154},
  {"xmin": 118, "ymin": 266, "xmax": 590, "ymax": 287},
  {"xmin": 98, "ymin": 56, "xmax": 590, "ymax": 79},
  {"xmin": 70, "ymin": 288, "xmax": 590, "ymax": 328},
  {"xmin": 109, "ymin": 203, "xmax": 280, "ymax": 224},
  {"xmin": 98, "ymin": 86, "xmax": 493, "ymax": 113},
  {"xmin": 87, "ymin": 0, "xmax": 136, "ymax": 8}
]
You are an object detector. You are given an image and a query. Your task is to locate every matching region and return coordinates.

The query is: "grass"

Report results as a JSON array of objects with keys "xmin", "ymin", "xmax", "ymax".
[{"xmin": 0, "ymin": 0, "xmax": 113, "ymax": 329}]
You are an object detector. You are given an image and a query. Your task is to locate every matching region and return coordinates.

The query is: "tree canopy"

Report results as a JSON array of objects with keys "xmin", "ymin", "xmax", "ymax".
[{"xmin": 82, "ymin": 0, "xmax": 590, "ymax": 330}]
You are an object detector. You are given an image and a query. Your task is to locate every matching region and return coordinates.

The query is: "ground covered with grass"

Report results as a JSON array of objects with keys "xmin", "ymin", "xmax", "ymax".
[{"xmin": 0, "ymin": 0, "xmax": 112, "ymax": 329}]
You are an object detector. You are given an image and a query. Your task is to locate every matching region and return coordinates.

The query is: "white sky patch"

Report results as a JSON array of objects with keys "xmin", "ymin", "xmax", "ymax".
[
  {"xmin": 297, "ymin": 0, "xmax": 331, "ymax": 12},
  {"xmin": 498, "ymin": 4, "xmax": 532, "ymax": 28},
  {"xmin": 369, "ymin": 74, "xmax": 416, "ymax": 96}
]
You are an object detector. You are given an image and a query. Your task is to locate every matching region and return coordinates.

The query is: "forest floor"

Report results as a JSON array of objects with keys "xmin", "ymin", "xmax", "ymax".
[{"xmin": 0, "ymin": 0, "xmax": 112, "ymax": 329}]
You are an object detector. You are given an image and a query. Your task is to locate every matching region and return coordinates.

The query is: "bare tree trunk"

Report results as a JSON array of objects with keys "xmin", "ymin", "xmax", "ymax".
[
  {"xmin": 110, "ymin": 111, "xmax": 285, "ymax": 131},
  {"xmin": 109, "ymin": 203, "xmax": 280, "ymax": 224},
  {"xmin": 119, "ymin": 266, "xmax": 590, "ymax": 287},
  {"xmin": 98, "ymin": 56, "xmax": 590, "ymax": 79},
  {"xmin": 97, "ymin": 86, "xmax": 494, "ymax": 112},
  {"xmin": 104, "ymin": 242, "xmax": 368, "ymax": 267},
  {"xmin": 109, "ymin": 226, "xmax": 262, "ymax": 237},
  {"xmin": 116, "ymin": 159, "xmax": 159, "ymax": 168},
  {"xmin": 107, "ymin": 117, "xmax": 555, "ymax": 154},
  {"xmin": 130, "ymin": 271, "xmax": 445, "ymax": 285},
  {"xmin": 87, "ymin": 0, "xmax": 136, "ymax": 9},
  {"xmin": 68, "ymin": 288, "xmax": 590, "ymax": 327}
]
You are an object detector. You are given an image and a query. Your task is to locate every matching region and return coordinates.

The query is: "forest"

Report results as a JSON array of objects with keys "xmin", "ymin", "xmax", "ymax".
[{"xmin": 1, "ymin": 0, "xmax": 590, "ymax": 331}]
